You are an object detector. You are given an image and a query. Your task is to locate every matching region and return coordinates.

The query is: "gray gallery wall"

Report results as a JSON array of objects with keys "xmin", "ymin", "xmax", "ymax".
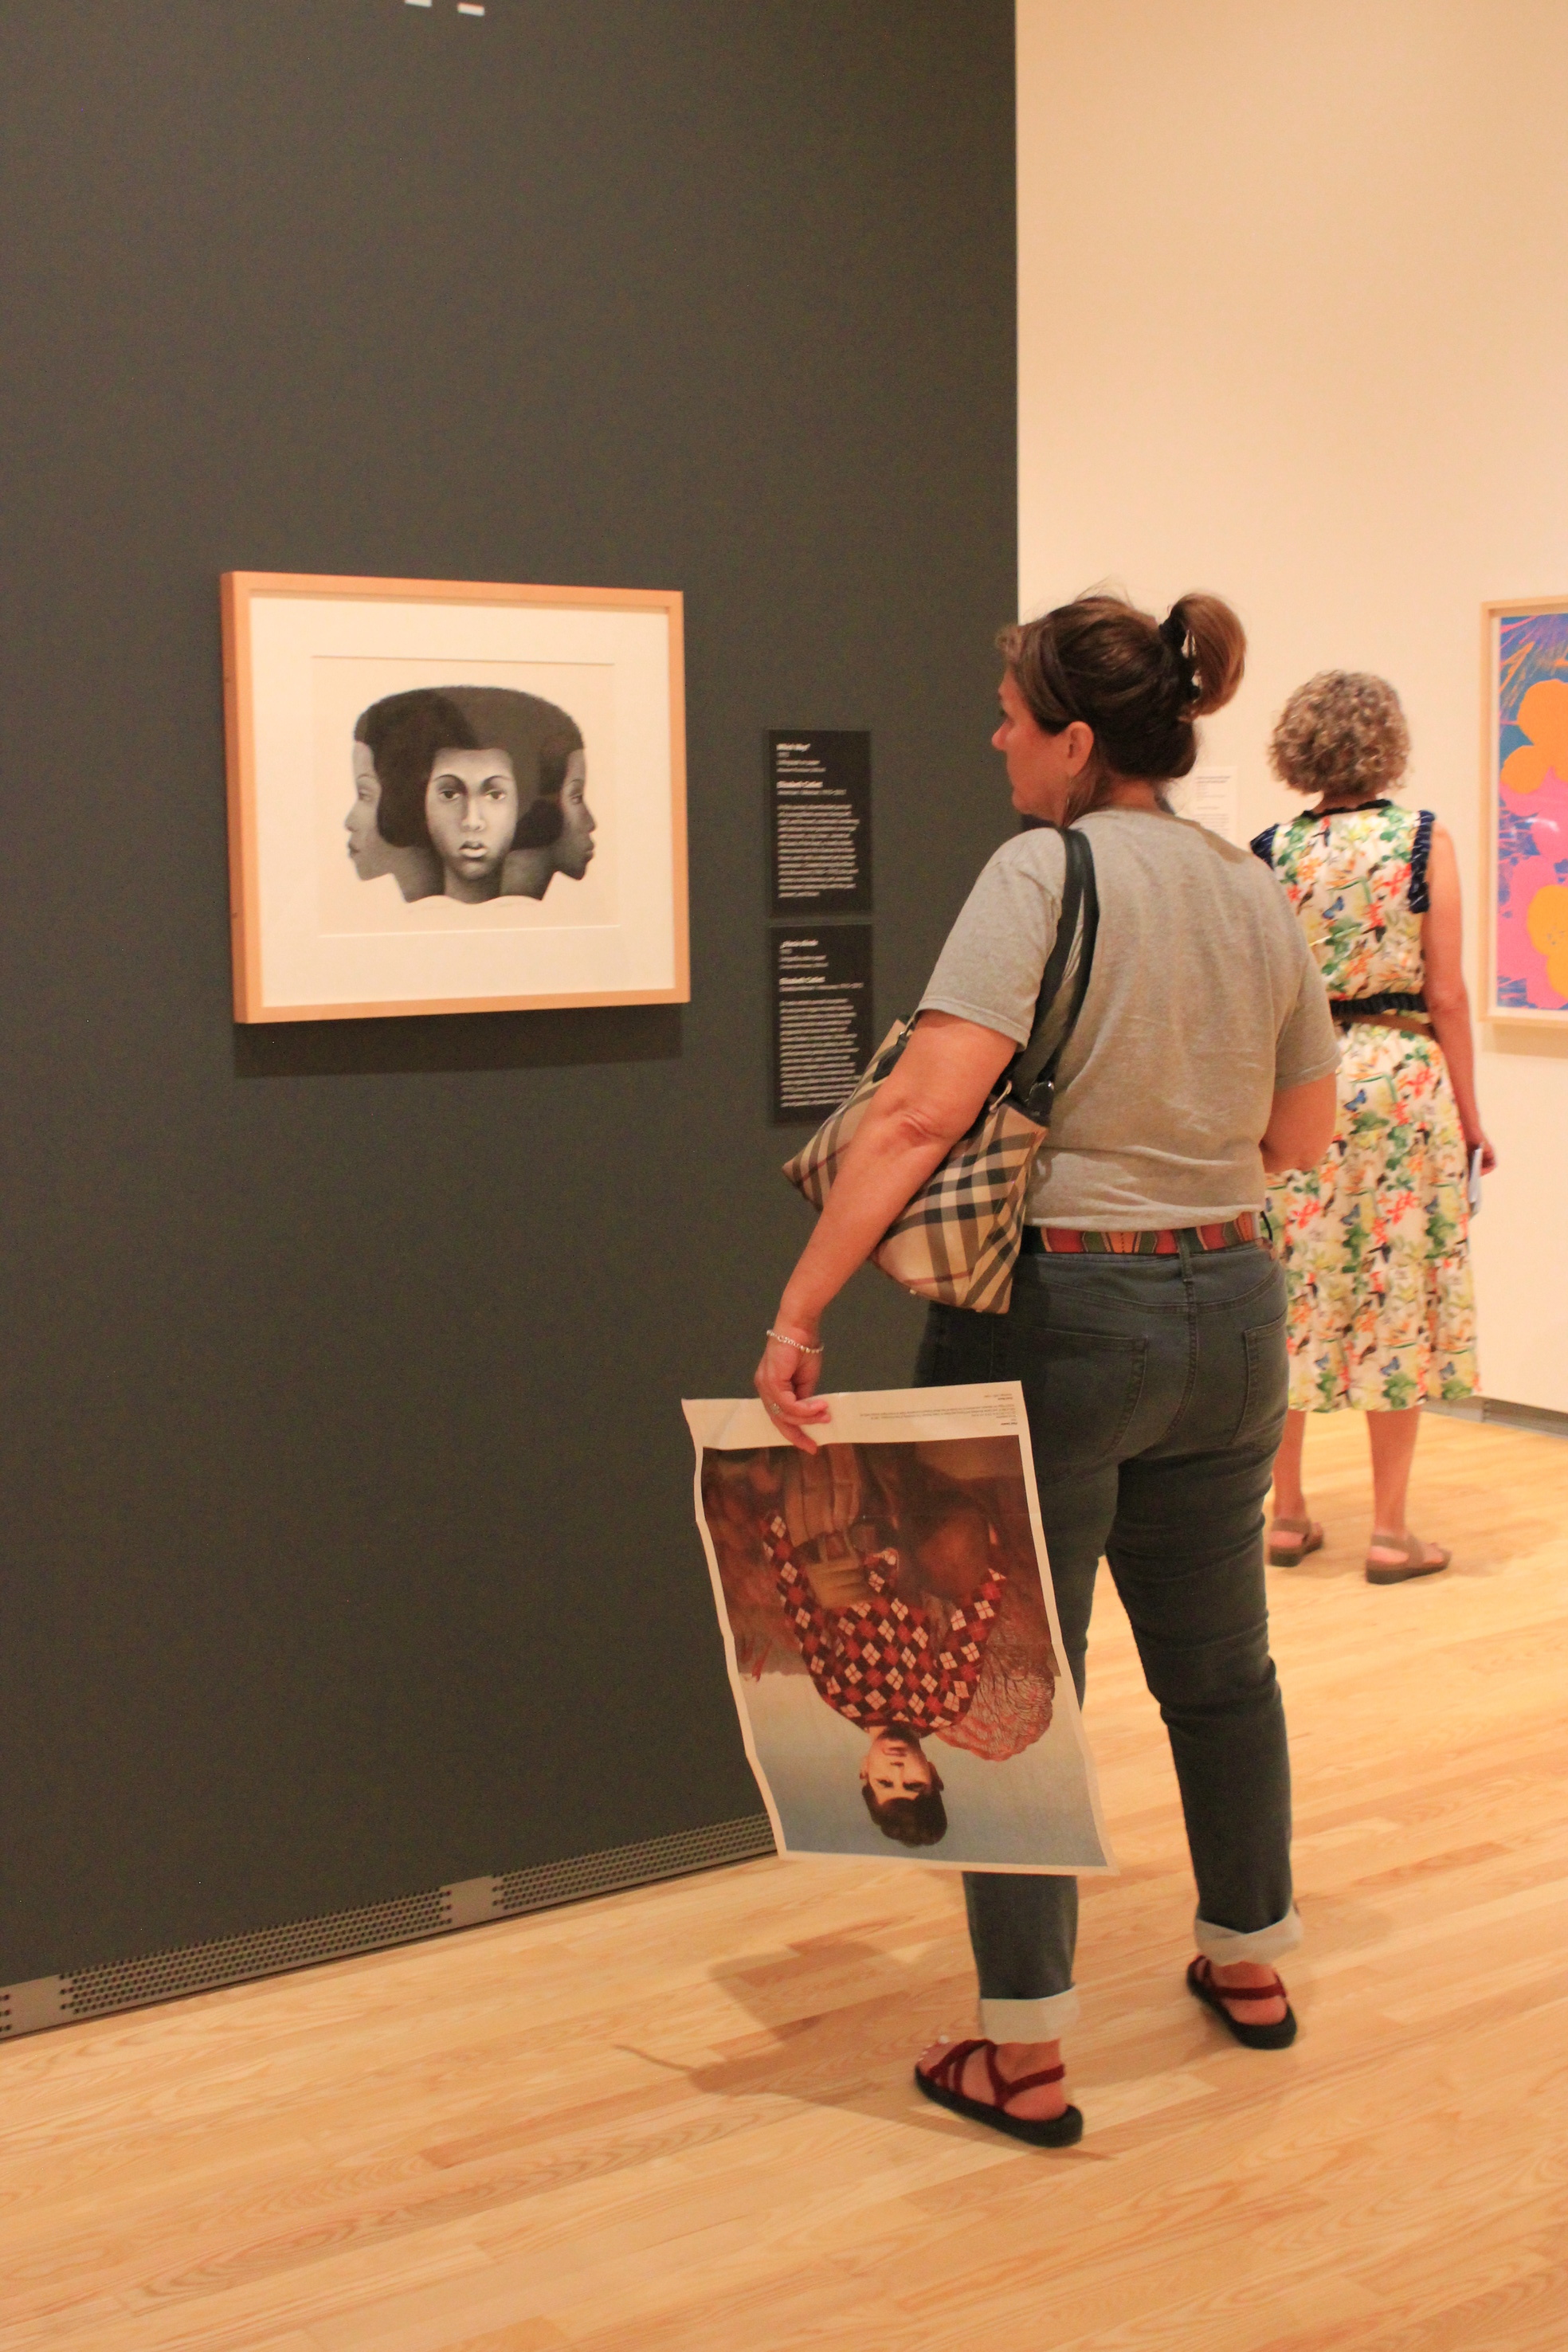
[{"xmin": 0, "ymin": 0, "xmax": 1017, "ymax": 1984}]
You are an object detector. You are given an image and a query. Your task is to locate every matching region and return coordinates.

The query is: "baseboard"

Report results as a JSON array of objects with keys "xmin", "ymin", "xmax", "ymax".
[
  {"xmin": 1427, "ymin": 1394, "xmax": 1568, "ymax": 1438},
  {"xmin": 0, "ymin": 1813, "xmax": 778, "ymax": 2044}
]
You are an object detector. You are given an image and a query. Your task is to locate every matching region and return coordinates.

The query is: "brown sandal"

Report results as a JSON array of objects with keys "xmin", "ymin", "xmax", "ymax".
[
  {"xmin": 1268, "ymin": 1515, "xmax": 1324, "ymax": 1566},
  {"xmin": 915, "ymin": 2038, "xmax": 1084, "ymax": 2147},
  {"xmin": 1366, "ymin": 1530, "xmax": 1451, "ymax": 1585}
]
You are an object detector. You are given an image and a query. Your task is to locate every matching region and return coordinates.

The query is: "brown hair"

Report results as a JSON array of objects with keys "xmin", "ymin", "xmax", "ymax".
[
  {"xmin": 355, "ymin": 690, "xmax": 480, "ymax": 849},
  {"xmin": 512, "ymin": 726, "xmax": 583, "ymax": 851},
  {"xmin": 1268, "ymin": 670, "xmax": 1409, "ymax": 804},
  {"xmin": 999, "ymin": 590, "xmax": 1246, "ymax": 813},
  {"xmin": 861, "ymin": 1778, "xmax": 948, "ymax": 1848}
]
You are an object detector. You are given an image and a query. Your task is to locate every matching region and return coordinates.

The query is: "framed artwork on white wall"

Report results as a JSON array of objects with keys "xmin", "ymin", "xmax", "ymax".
[
  {"xmin": 1483, "ymin": 597, "xmax": 1568, "ymax": 1027},
  {"xmin": 222, "ymin": 571, "xmax": 688, "ymax": 1022}
]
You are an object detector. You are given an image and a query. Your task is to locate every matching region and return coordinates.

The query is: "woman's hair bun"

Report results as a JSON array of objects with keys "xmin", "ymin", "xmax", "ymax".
[
  {"xmin": 998, "ymin": 586, "xmax": 1246, "ymax": 799},
  {"xmin": 1164, "ymin": 593, "xmax": 1246, "ymax": 719}
]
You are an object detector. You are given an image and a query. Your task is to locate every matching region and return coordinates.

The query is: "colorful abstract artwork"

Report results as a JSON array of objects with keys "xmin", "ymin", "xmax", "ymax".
[{"xmin": 1491, "ymin": 602, "xmax": 1568, "ymax": 1021}]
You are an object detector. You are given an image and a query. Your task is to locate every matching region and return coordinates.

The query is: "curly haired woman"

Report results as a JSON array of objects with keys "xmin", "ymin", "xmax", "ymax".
[{"xmin": 1254, "ymin": 672, "xmax": 1495, "ymax": 1584}]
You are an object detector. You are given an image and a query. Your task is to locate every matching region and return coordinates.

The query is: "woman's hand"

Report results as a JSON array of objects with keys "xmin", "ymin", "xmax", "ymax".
[
  {"xmin": 1464, "ymin": 1129, "xmax": 1498, "ymax": 1175},
  {"xmin": 754, "ymin": 1322, "xmax": 832, "ymax": 1454}
]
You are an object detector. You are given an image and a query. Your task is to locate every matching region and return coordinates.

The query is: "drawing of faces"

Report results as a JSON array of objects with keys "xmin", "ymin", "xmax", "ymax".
[
  {"xmin": 351, "ymin": 689, "xmax": 482, "ymax": 904},
  {"xmin": 344, "ymin": 739, "xmax": 384, "ymax": 873},
  {"xmin": 346, "ymin": 719, "xmax": 441, "ymax": 901},
  {"xmin": 554, "ymin": 747, "xmax": 596, "ymax": 876},
  {"xmin": 504, "ymin": 731, "xmax": 595, "ymax": 899},
  {"xmin": 349, "ymin": 685, "xmax": 590, "ymax": 910},
  {"xmin": 424, "ymin": 747, "xmax": 520, "ymax": 903}
]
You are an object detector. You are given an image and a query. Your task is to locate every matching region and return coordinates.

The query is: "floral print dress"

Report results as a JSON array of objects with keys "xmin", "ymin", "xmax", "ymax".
[{"xmin": 1252, "ymin": 802, "xmax": 1478, "ymax": 1413}]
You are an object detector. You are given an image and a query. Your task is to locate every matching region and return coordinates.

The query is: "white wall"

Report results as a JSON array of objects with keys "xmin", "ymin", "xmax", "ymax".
[{"xmin": 1017, "ymin": 0, "xmax": 1568, "ymax": 1412}]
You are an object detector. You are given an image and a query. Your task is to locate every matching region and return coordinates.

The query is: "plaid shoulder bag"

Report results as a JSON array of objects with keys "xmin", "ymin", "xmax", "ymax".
[{"xmin": 782, "ymin": 826, "xmax": 1099, "ymax": 1315}]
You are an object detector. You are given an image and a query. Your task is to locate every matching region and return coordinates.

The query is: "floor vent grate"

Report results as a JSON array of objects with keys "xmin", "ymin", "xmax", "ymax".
[
  {"xmin": 0, "ymin": 1813, "xmax": 777, "ymax": 2044},
  {"xmin": 495, "ymin": 1815, "xmax": 776, "ymax": 1917},
  {"xmin": 64, "ymin": 1890, "xmax": 449, "ymax": 2019}
]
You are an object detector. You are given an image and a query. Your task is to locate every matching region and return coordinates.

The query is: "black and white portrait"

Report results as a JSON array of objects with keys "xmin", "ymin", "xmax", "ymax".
[
  {"xmin": 343, "ymin": 685, "xmax": 597, "ymax": 907},
  {"xmin": 225, "ymin": 573, "xmax": 687, "ymax": 1022}
]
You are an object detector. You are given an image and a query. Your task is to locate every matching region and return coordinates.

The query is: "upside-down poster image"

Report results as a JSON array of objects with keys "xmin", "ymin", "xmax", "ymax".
[{"xmin": 684, "ymin": 1386, "xmax": 1115, "ymax": 1872}]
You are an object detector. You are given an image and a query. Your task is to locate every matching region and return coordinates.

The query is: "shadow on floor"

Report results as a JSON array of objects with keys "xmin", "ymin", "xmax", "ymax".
[{"xmin": 621, "ymin": 1911, "xmax": 1288, "ymax": 2155}]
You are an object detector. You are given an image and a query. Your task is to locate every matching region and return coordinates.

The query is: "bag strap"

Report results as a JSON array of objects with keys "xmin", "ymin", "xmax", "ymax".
[{"xmin": 1009, "ymin": 827, "xmax": 1100, "ymax": 1122}]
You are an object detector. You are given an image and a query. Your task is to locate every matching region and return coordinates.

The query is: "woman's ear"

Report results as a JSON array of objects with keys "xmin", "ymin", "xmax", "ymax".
[{"xmin": 1064, "ymin": 719, "xmax": 1096, "ymax": 777}]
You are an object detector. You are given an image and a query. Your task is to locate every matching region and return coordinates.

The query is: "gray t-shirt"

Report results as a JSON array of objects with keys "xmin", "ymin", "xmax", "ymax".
[{"xmin": 918, "ymin": 808, "xmax": 1339, "ymax": 1228}]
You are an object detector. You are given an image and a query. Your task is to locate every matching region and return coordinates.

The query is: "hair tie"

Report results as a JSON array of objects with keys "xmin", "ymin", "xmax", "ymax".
[{"xmin": 1159, "ymin": 610, "xmax": 1198, "ymax": 700}]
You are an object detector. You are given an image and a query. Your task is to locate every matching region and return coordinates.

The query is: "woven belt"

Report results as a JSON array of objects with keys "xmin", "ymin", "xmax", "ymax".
[{"xmin": 1022, "ymin": 1213, "xmax": 1263, "ymax": 1256}]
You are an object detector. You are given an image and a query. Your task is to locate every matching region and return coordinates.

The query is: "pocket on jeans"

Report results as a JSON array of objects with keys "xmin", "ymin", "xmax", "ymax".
[
  {"xmin": 1233, "ymin": 1313, "xmax": 1288, "ymax": 1447},
  {"xmin": 1009, "ymin": 1325, "xmax": 1147, "ymax": 1465}
]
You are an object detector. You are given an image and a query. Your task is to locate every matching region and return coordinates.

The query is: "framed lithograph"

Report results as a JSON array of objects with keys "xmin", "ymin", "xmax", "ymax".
[
  {"xmin": 1484, "ymin": 597, "xmax": 1568, "ymax": 1026},
  {"xmin": 222, "ymin": 572, "xmax": 688, "ymax": 1021}
]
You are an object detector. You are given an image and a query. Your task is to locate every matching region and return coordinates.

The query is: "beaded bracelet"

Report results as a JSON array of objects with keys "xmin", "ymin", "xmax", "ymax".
[{"xmin": 766, "ymin": 1328, "xmax": 825, "ymax": 1357}]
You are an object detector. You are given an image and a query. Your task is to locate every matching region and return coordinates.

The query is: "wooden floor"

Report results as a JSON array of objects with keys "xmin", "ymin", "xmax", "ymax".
[{"xmin": 3, "ymin": 1413, "xmax": 1565, "ymax": 2352}]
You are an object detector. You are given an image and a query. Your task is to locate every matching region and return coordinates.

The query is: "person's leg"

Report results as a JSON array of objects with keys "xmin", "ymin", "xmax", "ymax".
[
  {"xmin": 911, "ymin": 1280, "xmax": 1143, "ymax": 2118},
  {"xmin": 933, "ymin": 1515, "xmax": 1108, "ymax": 2119},
  {"xmin": 1107, "ymin": 1248, "xmax": 1299, "ymax": 2028},
  {"xmin": 1109, "ymin": 1436, "xmax": 1298, "ymax": 2025},
  {"xmin": 1367, "ymin": 1401, "xmax": 1420, "ymax": 1528},
  {"xmin": 1265, "ymin": 1408, "xmax": 1323, "ymax": 1563},
  {"xmin": 1365, "ymin": 1405, "xmax": 1446, "ymax": 1571},
  {"xmin": 1270, "ymin": 1410, "xmax": 1308, "ymax": 1518}
]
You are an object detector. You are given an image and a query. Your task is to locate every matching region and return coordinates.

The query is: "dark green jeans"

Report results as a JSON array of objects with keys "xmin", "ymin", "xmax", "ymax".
[{"xmin": 914, "ymin": 1233, "xmax": 1299, "ymax": 2042}]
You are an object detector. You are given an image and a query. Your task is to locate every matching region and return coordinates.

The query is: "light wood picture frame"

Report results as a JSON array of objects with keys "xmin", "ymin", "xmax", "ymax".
[
  {"xmin": 1481, "ymin": 596, "xmax": 1568, "ymax": 1028},
  {"xmin": 222, "ymin": 571, "xmax": 688, "ymax": 1022}
]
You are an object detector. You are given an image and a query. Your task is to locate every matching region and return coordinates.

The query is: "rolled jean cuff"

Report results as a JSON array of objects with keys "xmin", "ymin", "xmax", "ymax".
[
  {"xmin": 978, "ymin": 1987, "xmax": 1080, "ymax": 2041},
  {"xmin": 1193, "ymin": 1903, "xmax": 1303, "ymax": 1967}
]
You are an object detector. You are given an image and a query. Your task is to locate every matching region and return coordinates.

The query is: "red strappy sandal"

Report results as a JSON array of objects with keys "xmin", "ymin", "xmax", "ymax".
[
  {"xmin": 1186, "ymin": 1955, "xmax": 1298, "ymax": 2049},
  {"xmin": 914, "ymin": 2039, "xmax": 1084, "ymax": 2147}
]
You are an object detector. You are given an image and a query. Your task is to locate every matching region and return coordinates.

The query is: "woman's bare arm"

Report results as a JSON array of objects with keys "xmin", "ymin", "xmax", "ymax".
[
  {"xmin": 1260, "ymin": 1073, "xmax": 1338, "ymax": 1174},
  {"xmin": 1421, "ymin": 821, "xmax": 1495, "ymax": 1170},
  {"xmin": 757, "ymin": 1012, "xmax": 1015, "ymax": 1447}
]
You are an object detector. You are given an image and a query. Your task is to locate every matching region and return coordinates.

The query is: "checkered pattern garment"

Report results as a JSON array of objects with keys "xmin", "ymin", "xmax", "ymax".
[{"xmin": 764, "ymin": 1515, "xmax": 1005, "ymax": 1732}]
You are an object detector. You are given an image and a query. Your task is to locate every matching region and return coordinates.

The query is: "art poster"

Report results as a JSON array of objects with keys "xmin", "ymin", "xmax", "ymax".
[
  {"xmin": 684, "ymin": 1385, "xmax": 1114, "ymax": 1874},
  {"xmin": 1488, "ymin": 598, "xmax": 1568, "ymax": 1024},
  {"xmin": 222, "ymin": 573, "xmax": 688, "ymax": 1021}
]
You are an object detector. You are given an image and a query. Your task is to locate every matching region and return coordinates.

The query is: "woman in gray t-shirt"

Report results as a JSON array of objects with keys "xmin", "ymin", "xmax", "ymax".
[{"xmin": 755, "ymin": 590, "xmax": 1337, "ymax": 2150}]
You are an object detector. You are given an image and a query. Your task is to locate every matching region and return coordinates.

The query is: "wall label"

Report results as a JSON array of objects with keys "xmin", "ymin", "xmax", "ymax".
[
  {"xmin": 771, "ymin": 926, "xmax": 873, "ymax": 1123},
  {"xmin": 767, "ymin": 731, "xmax": 872, "ymax": 917}
]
